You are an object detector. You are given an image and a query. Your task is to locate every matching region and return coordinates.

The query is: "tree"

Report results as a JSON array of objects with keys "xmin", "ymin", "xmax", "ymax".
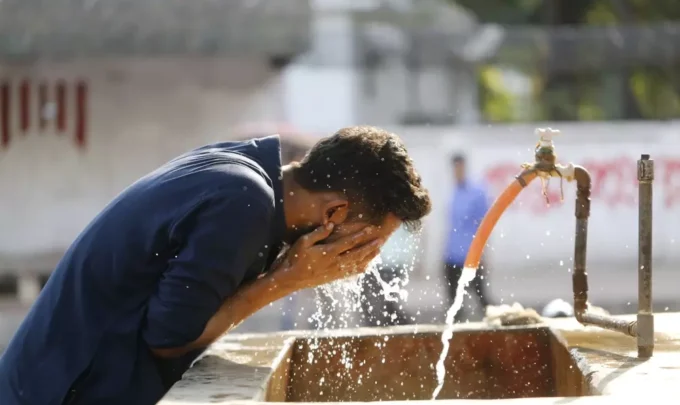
[{"xmin": 452, "ymin": 0, "xmax": 680, "ymax": 121}]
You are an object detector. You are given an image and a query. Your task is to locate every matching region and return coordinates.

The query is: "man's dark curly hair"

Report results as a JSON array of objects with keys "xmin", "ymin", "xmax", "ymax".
[{"xmin": 293, "ymin": 126, "xmax": 432, "ymax": 231}]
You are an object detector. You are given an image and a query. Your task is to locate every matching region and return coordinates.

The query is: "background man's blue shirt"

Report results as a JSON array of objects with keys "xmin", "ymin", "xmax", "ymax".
[
  {"xmin": 0, "ymin": 136, "xmax": 286, "ymax": 405},
  {"xmin": 444, "ymin": 180, "xmax": 490, "ymax": 265}
]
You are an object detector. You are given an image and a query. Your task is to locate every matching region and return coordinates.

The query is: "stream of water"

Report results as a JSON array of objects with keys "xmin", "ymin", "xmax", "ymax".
[{"xmin": 431, "ymin": 266, "xmax": 477, "ymax": 399}]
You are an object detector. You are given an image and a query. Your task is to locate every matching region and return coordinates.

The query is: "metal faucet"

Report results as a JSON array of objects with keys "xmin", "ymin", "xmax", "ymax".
[{"xmin": 528, "ymin": 129, "xmax": 655, "ymax": 358}]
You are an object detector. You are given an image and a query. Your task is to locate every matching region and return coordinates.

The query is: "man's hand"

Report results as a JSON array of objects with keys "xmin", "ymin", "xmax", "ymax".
[
  {"xmin": 162, "ymin": 223, "xmax": 385, "ymax": 357},
  {"xmin": 274, "ymin": 223, "xmax": 384, "ymax": 290}
]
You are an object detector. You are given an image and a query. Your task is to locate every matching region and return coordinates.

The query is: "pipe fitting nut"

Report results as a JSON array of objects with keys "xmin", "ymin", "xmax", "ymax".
[
  {"xmin": 575, "ymin": 199, "xmax": 591, "ymax": 219},
  {"xmin": 637, "ymin": 155, "xmax": 654, "ymax": 182}
]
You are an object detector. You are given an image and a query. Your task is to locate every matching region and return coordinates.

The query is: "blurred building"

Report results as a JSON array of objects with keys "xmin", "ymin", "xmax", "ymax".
[
  {"xmin": 1, "ymin": 0, "xmax": 679, "ymax": 315},
  {"xmin": 285, "ymin": 0, "xmax": 493, "ymax": 130},
  {"xmin": 285, "ymin": 0, "xmax": 680, "ymax": 128},
  {"xmin": 0, "ymin": 0, "xmax": 312, "ymax": 300}
]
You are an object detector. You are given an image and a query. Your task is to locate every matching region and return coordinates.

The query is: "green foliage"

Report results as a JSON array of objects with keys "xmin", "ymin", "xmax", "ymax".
[
  {"xmin": 452, "ymin": 0, "xmax": 543, "ymax": 24},
  {"xmin": 478, "ymin": 66, "xmax": 517, "ymax": 122},
  {"xmin": 452, "ymin": 0, "xmax": 680, "ymax": 121},
  {"xmin": 630, "ymin": 68, "xmax": 680, "ymax": 119}
]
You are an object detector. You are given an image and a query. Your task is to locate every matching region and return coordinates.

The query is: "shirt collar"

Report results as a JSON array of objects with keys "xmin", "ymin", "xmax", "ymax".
[{"xmin": 249, "ymin": 135, "xmax": 286, "ymax": 265}]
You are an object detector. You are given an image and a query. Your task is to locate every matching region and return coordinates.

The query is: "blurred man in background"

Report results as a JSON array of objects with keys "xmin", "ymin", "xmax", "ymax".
[
  {"xmin": 360, "ymin": 225, "xmax": 416, "ymax": 327},
  {"xmin": 443, "ymin": 153, "xmax": 492, "ymax": 322}
]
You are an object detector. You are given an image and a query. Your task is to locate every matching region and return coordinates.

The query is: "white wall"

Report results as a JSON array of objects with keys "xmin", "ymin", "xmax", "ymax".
[
  {"xmin": 395, "ymin": 122, "xmax": 680, "ymax": 277},
  {"xmin": 0, "ymin": 57, "xmax": 285, "ymax": 269}
]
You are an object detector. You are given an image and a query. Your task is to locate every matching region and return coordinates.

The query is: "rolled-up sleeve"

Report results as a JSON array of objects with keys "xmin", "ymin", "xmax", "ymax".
[{"xmin": 143, "ymin": 194, "xmax": 273, "ymax": 349}]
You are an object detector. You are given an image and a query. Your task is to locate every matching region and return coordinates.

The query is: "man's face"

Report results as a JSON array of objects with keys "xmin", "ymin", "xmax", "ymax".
[
  {"xmin": 322, "ymin": 213, "xmax": 402, "ymax": 247},
  {"xmin": 283, "ymin": 189, "xmax": 400, "ymax": 246}
]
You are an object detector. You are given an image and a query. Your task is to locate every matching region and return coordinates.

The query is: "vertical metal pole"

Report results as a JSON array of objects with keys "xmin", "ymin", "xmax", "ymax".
[{"xmin": 637, "ymin": 154, "xmax": 654, "ymax": 358}]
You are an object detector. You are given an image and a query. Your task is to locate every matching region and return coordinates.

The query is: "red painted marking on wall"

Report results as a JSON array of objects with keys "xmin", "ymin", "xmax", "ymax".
[
  {"xmin": 38, "ymin": 82, "xmax": 48, "ymax": 131},
  {"xmin": 0, "ymin": 82, "xmax": 10, "ymax": 148},
  {"xmin": 484, "ymin": 156, "xmax": 680, "ymax": 213},
  {"xmin": 19, "ymin": 79, "xmax": 31, "ymax": 133},
  {"xmin": 56, "ymin": 81, "xmax": 67, "ymax": 132},
  {"xmin": 581, "ymin": 156, "xmax": 638, "ymax": 207},
  {"xmin": 661, "ymin": 157, "xmax": 680, "ymax": 209},
  {"xmin": 75, "ymin": 81, "xmax": 87, "ymax": 148}
]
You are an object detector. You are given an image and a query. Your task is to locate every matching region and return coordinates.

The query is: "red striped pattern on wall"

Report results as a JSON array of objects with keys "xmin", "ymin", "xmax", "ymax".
[
  {"xmin": 1, "ymin": 81, "xmax": 9, "ymax": 148},
  {"xmin": 0, "ymin": 79, "xmax": 88, "ymax": 150}
]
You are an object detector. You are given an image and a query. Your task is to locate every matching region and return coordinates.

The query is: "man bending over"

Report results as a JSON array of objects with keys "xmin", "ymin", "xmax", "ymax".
[{"xmin": 0, "ymin": 126, "xmax": 432, "ymax": 405}]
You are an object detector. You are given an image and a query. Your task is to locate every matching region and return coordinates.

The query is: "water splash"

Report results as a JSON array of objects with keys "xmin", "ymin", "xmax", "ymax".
[
  {"xmin": 304, "ymin": 231, "xmax": 421, "ymax": 396},
  {"xmin": 432, "ymin": 266, "xmax": 477, "ymax": 399},
  {"xmin": 306, "ymin": 255, "xmax": 386, "ymax": 366},
  {"xmin": 365, "ymin": 256, "xmax": 408, "ymax": 303}
]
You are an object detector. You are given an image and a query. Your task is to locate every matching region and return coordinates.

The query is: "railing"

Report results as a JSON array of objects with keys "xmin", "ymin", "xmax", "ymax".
[
  {"xmin": 357, "ymin": 22, "xmax": 680, "ymax": 70},
  {"xmin": 0, "ymin": 0, "xmax": 312, "ymax": 60}
]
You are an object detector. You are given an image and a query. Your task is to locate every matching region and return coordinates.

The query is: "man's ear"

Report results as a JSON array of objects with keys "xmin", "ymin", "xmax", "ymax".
[{"xmin": 322, "ymin": 199, "xmax": 350, "ymax": 226}]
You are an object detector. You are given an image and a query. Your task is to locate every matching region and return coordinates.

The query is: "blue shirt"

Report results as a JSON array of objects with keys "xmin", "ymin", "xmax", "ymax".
[
  {"xmin": 0, "ymin": 136, "xmax": 286, "ymax": 405},
  {"xmin": 444, "ymin": 180, "xmax": 490, "ymax": 265}
]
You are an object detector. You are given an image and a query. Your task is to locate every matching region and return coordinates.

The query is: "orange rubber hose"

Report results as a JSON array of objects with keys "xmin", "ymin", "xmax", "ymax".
[{"xmin": 463, "ymin": 170, "xmax": 538, "ymax": 270}]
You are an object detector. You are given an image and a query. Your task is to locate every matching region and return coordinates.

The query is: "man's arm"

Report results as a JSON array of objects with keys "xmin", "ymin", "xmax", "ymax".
[
  {"xmin": 153, "ymin": 222, "xmax": 385, "ymax": 358},
  {"xmin": 151, "ymin": 268, "xmax": 298, "ymax": 357},
  {"xmin": 143, "ymin": 193, "xmax": 272, "ymax": 357}
]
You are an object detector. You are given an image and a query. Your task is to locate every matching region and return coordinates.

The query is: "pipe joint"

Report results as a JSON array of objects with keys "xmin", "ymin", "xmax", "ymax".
[
  {"xmin": 637, "ymin": 155, "xmax": 654, "ymax": 183},
  {"xmin": 575, "ymin": 199, "xmax": 590, "ymax": 219}
]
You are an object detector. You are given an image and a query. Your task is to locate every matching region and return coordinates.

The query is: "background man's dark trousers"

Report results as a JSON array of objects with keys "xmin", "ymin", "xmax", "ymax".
[
  {"xmin": 360, "ymin": 264, "xmax": 411, "ymax": 327},
  {"xmin": 443, "ymin": 262, "xmax": 491, "ymax": 323}
]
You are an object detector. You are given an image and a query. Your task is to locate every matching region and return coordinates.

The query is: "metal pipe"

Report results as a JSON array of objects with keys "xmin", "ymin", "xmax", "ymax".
[
  {"xmin": 637, "ymin": 154, "xmax": 654, "ymax": 358},
  {"xmin": 572, "ymin": 166, "xmax": 591, "ymax": 317},
  {"xmin": 571, "ymin": 166, "xmax": 638, "ymax": 340},
  {"xmin": 462, "ymin": 129, "xmax": 656, "ymax": 358},
  {"xmin": 579, "ymin": 311, "xmax": 636, "ymax": 336}
]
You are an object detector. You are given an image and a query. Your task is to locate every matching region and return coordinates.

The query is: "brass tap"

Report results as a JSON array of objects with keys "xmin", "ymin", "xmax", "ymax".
[
  {"xmin": 534, "ymin": 127, "xmax": 559, "ymax": 166},
  {"xmin": 521, "ymin": 128, "xmax": 576, "ymax": 204}
]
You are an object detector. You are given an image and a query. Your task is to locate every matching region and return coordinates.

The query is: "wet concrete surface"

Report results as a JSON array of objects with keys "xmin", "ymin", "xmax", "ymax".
[{"xmin": 161, "ymin": 313, "xmax": 680, "ymax": 404}]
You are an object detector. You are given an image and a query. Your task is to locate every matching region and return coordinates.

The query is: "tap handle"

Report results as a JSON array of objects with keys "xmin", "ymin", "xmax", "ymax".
[{"xmin": 535, "ymin": 127, "xmax": 560, "ymax": 148}]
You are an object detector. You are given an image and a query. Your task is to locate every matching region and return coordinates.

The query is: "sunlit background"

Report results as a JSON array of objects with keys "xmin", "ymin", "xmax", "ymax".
[{"xmin": 1, "ymin": 0, "xmax": 679, "ymax": 347}]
